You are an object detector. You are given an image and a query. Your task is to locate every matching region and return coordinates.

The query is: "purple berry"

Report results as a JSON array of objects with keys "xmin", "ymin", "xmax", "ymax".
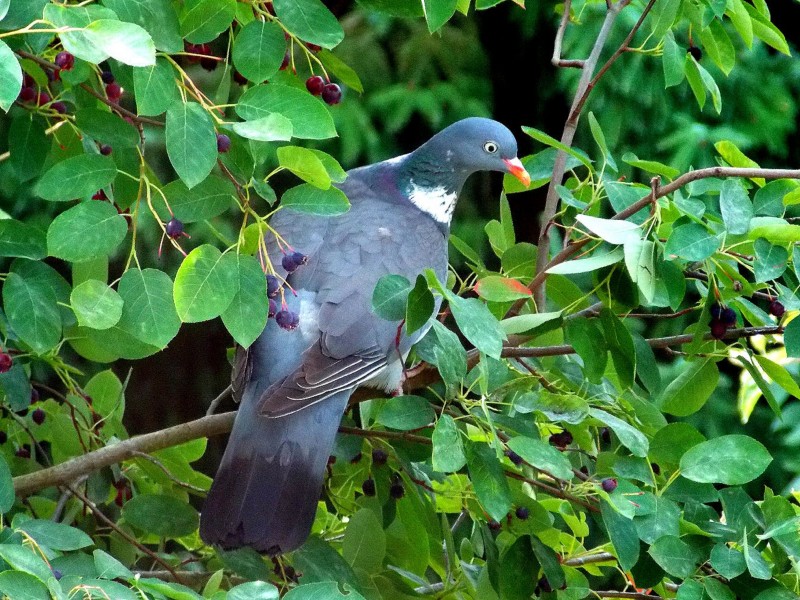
[
  {"xmin": 52, "ymin": 569, "xmax": 63, "ymax": 580},
  {"xmin": 32, "ymin": 408, "xmax": 45, "ymax": 425},
  {"xmin": 515, "ymin": 506, "xmax": 529, "ymax": 520},
  {"xmin": 51, "ymin": 101, "xmax": 67, "ymax": 114},
  {"xmin": 549, "ymin": 431, "xmax": 573, "ymax": 448},
  {"xmin": 362, "ymin": 478, "xmax": 376, "ymax": 497},
  {"xmin": 216, "ymin": 133, "xmax": 231, "ymax": 153},
  {"xmin": 279, "ymin": 51, "xmax": 291, "ymax": 71},
  {"xmin": 305, "ymin": 75, "xmax": 325, "ymax": 96},
  {"xmin": 488, "ymin": 520, "xmax": 501, "ymax": 531},
  {"xmin": 16, "ymin": 445, "xmax": 31, "ymax": 459},
  {"xmin": 710, "ymin": 319, "xmax": 727, "ymax": 340},
  {"xmin": 165, "ymin": 217, "xmax": 184, "ymax": 239},
  {"xmin": 290, "ymin": 311, "xmax": 300, "ymax": 329},
  {"xmin": 200, "ymin": 56, "xmax": 218, "ymax": 71},
  {"xmin": 99, "ymin": 144, "xmax": 113, "ymax": 156},
  {"xmin": 268, "ymin": 298, "xmax": 277, "ymax": 318},
  {"xmin": 769, "ymin": 301, "xmax": 785, "ymax": 318},
  {"xmin": 504, "ymin": 449, "xmax": 523, "ymax": 466},
  {"xmin": 281, "ymin": 251, "xmax": 307, "ymax": 273},
  {"xmin": 0, "ymin": 353, "xmax": 12, "ymax": 373},
  {"xmin": 306, "ymin": 43, "xmax": 321, "ymax": 53},
  {"xmin": 720, "ymin": 307, "xmax": 737, "ymax": 326},
  {"xmin": 709, "ymin": 304, "xmax": 723, "ymax": 320},
  {"xmin": 275, "ymin": 310, "xmax": 298, "ymax": 330},
  {"xmin": 600, "ymin": 427, "xmax": 611, "ymax": 445},
  {"xmin": 106, "ymin": 82, "xmax": 122, "ymax": 101},
  {"xmin": 266, "ymin": 274, "xmax": 281, "ymax": 297},
  {"xmin": 55, "ymin": 51, "xmax": 74, "ymax": 70},
  {"xmin": 19, "ymin": 87, "xmax": 36, "ymax": 103},
  {"xmin": 101, "ymin": 70, "xmax": 115, "ymax": 84},
  {"xmin": 36, "ymin": 92, "xmax": 51, "ymax": 106},
  {"xmin": 372, "ymin": 449, "xmax": 388, "ymax": 465},
  {"xmin": 601, "ymin": 478, "xmax": 618, "ymax": 492},
  {"xmin": 30, "ymin": 388, "xmax": 39, "ymax": 403},
  {"xmin": 389, "ymin": 482, "xmax": 405, "ymax": 499},
  {"xmin": 321, "ymin": 83, "xmax": 342, "ymax": 105},
  {"xmin": 538, "ymin": 576, "xmax": 553, "ymax": 593}
]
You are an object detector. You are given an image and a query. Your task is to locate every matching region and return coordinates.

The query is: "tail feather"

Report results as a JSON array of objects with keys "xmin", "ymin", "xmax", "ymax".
[{"xmin": 200, "ymin": 390, "xmax": 350, "ymax": 554}]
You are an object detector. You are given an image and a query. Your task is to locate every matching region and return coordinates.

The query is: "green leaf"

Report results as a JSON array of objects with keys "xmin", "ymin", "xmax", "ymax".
[
  {"xmin": 753, "ymin": 238, "xmax": 787, "ymax": 283},
  {"xmin": 415, "ymin": 320, "xmax": 467, "ymax": 386},
  {"xmin": 237, "ymin": 84, "xmax": 336, "ymax": 139},
  {"xmin": 649, "ymin": 0, "xmax": 681, "ymax": 39},
  {"xmin": 405, "ymin": 274, "xmax": 435, "ymax": 335},
  {"xmin": 8, "ymin": 115, "xmax": 48, "ymax": 182},
  {"xmin": 372, "ymin": 274, "xmax": 411, "ymax": 321},
  {"xmin": 0, "ymin": 0, "xmax": 8, "ymax": 22},
  {"xmin": 75, "ymin": 108, "xmax": 140, "ymax": 149},
  {"xmin": 70, "ymin": 280, "xmax": 123, "ymax": 330},
  {"xmin": 665, "ymin": 223, "xmax": 720, "ymax": 261},
  {"xmin": 180, "ymin": 0, "xmax": 236, "ymax": 44},
  {"xmin": 680, "ymin": 435, "xmax": 772, "ymax": 484},
  {"xmin": 376, "ymin": 395, "xmax": 435, "ymax": 430},
  {"xmin": 474, "ymin": 275, "xmax": 532, "ymax": 302},
  {"xmin": 317, "ymin": 50, "xmax": 363, "ymax": 94},
  {"xmin": 0, "ymin": 219, "xmax": 46, "ymax": 260},
  {"xmin": 546, "ymin": 247, "xmax": 624, "ymax": 274},
  {"xmin": 432, "ymin": 414, "xmax": 466, "ymax": 472},
  {"xmin": 0, "ymin": 455, "xmax": 13, "ymax": 513},
  {"xmin": 160, "ymin": 175, "xmax": 235, "ymax": 222},
  {"xmin": 101, "ymin": 0, "xmax": 183, "ymax": 52},
  {"xmin": 710, "ymin": 544, "xmax": 747, "ymax": 579},
  {"xmin": 784, "ymin": 317, "xmax": 800, "ymax": 358},
  {"xmin": 698, "ymin": 19, "xmax": 735, "ymax": 75},
  {"xmin": 43, "ymin": 4, "xmax": 118, "ymax": 64},
  {"xmin": 228, "ymin": 581, "xmax": 280, "ymax": 600},
  {"xmin": 600, "ymin": 501, "xmax": 639, "ymax": 571},
  {"xmin": 588, "ymin": 112, "xmax": 617, "ymax": 172},
  {"xmin": 84, "ymin": 19, "xmax": 156, "ymax": 67},
  {"xmin": 47, "ymin": 201, "xmax": 128, "ymax": 262},
  {"xmin": 499, "ymin": 536, "xmax": 538, "ymax": 600},
  {"xmin": 122, "ymin": 494, "xmax": 199, "ymax": 538},
  {"xmin": 0, "ymin": 544, "xmax": 53, "ymax": 583},
  {"xmin": 507, "ymin": 436, "xmax": 573, "ymax": 480},
  {"xmin": 117, "ymin": 268, "xmax": 181, "ymax": 347},
  {"xmin": 522, "ymin": 125, "xmax": 592, "ymax": 170},
  {"xmin": 753, "ymin": 354, "xmax": 800, "ymax": 398},
  {"xmin": 748, "ymin": 217, "xmax": 800, "ymax": 243},
  {"xmin": 342, "ymin": 508, "xmax": 386, "ymax": 573},
  {"xmin": 634, "ymin": 496, "xmax": 680, "ymax": 543},
  {"xmin": 3, "ymin": 271, "xmax": 61, "ymax": 354},
  {"xmin": 232, "ymin": 20, "xmax": 286, "ymax": 82},
  {"xmin": 0, "ymin": 572, "xmax": 49, "ymax": 600},
  {"xmin": 0, "ymin": 40, "xmax": 21, "ymax": 112},
  {"xmin": 599, "ymin": 308, "xmax": 635, "ymax": 389},
  {"xmin": 173, "ymin": 245, "xmax": 238, "ymax": 322},
  {"xmin": 444, "ymin": 291, "xmax": 505, "ymax": 359},
  {"xmin": 133, "ymin": 58, "xmax": 181, "ymax": 116},
  {"xmin": 565, "ymin": 318, "xmax": 607, "ymax": 383},
  {"xmin": 744, "ymin": 3, "xmax": 789, "ymax": 55},
  {"xmin": 284, "ymin": 582, "xmax": 365, "ymax": 600},
  {"xmin": 16, "ymin": 520, "xmax": 93, "ymax": 551},
  {"xmin": 273, "ymin": 0, "xmax": 344, "ymax": 49},
  {"xmin": 230, "ymin": 114, "xmax": 294, "ymax": 142},
  {"xmin": 659, "ymin": 358, "xmax": 719, "ymax": 417},
  {"xmin": 500, "ymin": 311, "xmax": 561, "ymax": 336},
  {"xmin": 744, "ymin": 544, "xmax": 772, "ymax": 579},
  {"xmin": 754, "ymin": 179, "xmax": 795, "ymax": 215},
  {"xmin": 684, "ymin": 54, "xmax": 706, "ymax": 110},
  {"xmin": 423, "ymin": 0, "xmax": 457, "ymax": 32},
  {"xmin": 648, "ymin": 535, "xmax": 702, "ymax": 578},
  {"xmin": 662, "ymin": 32, "xmax": 685, "ymax": 88},
  {"xmin": 589, "ymin": 408, "xmax": 649, "ymax": 457},
  {"xmin": 36, "ymin": 154, "xmax": 117, "ymax": 201},
  {"xmin": 719, "ymin": 178, "xmax": 753, "ymax": 235},
  {"xmin": 221, "ymin": 254, "xmax": 269, "ymax": 348},
  {"xmin": 165, "ymin": 102, "xmax": 218, "ymax": 189},
  {"xmin": 716, "ymin": 140, "xmax": 765, "ymax": 185},
  {"xmin": 281, "ymin": 184, "xmax": 350, "ymax": 215},
  {"xmin": 574, "ymin": 214, "xmax": 640, "ymax": 245},
  {"xmin": 465, "ymin": 441, "xmax": 512, "ymax": 522},
  {"xmin": 277, "ymin": 145, "xmax": 331, "ymax": 189}
]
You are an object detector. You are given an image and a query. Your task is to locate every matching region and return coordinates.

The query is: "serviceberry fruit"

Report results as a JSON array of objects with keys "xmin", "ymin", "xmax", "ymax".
[
  {"xmin": 51, "ymin": 101, "xmax": 67, "ymax": 114},
  {"xmin": 30, "ymin": 388, "xmax": 39, "ymax": 403},
  {"xmin": 687, "ymin": 45, "xmax": 702, "ymax": 61},
  {"xmin": 504, "ymin": 449, "xmax": 523, "ymax": 465},
  {"xmin": 710, "ymin": 304, "xmax": 724, "ymax": 321},
  {"xmin": 115, "ymin": 485, "xmax": 132, "ymax": 506},
  {"xmin": 216, "ymin": 133, "xmax": 231, "ymax": 153},
  {"xmin": 305, "ymin": 75, "xmax": 325, "ymax": 96},
  {"xmin": 92, "ymin": 190, "xmax": 107, "ymax": 200},
  {"xmin": 651, "ymin": 462, "xmax": 661, "ymax": 475},
  {"xmin": 515, "ymin": 506, "xmax": 529, "ymax": 520},
  {"xmin": 710, "ymin": 319, "xmax": 727, "ymax": 340},
  {"xmin": 372, "ymin": 449, "xmax": 388, "ymax": 465},
  {"xmin": 487, "ymin": 520, "xmax": 501, "ymax": 531},
  {"xmin": 306, "ymin": 43, "xmax": 322, "ymax": 53},
  {"xmin": 389, "ymin": 482, "xmax": 405, "ymax": 499},
  {"xmin": 769, "ymin": 300, "xmax": 785, "ymax": 318},
  {"xmin": 165, "ymin": 217, "xmax": 184, "ymax": 239},
  {"xmin": 548, "ymin": 431, "xmax": 573, "ymax": 448},
  {"xmin": 361, "ymin": 478, "xmax": 376, "ymax": 497},
  {"xmin": 601, "ymin": 478, "xmax": 618, "ymax": 492},
  {"xmin": 600, "ymin": 427, "xmax": 611, "ymax": 445},
  {"xmin": 105, "ymin": 82, "xmax": 122, "ymax": 101},
  {"xmin": 275, "ymin": 309, "xmax": 299, "ymax": 331},
  {"xmin": 37, "ymin": 92, "xmax": 51, "ymax": 106},
  {"xmin": 201, "ymin": 56, "xmax": 218, "ymax": 71},
  {"xmin": 52, "ymin": 569, "xmax": 63, "ymax": 581},
  {"xmin": 537, "ymin": 576, "xmax": 553, "ymax": 593},
  {"xmin": 266, "ymin": 274, "xmax": 281, "ymax": 297},
  {"xmin": 32, "ymin": 408, "xmax": 46, "ymax": 425},
  {"xmin": 99, "ymin": 144, "xmax": 113, "ymax": 156},
  {"xmin": 0, "ymin": 353, "xmax": 12, "ymax": 373},
  {"xmin": 279, "ymin": 51, "xmax": 291, "ymax": 71},
  {"xmin": 282, "ymin": 251, "xmax": 308, "ymax": 273},
  {"xmin": 101, "ymin": 70, "xmax": 115, "ymax": 84},
  {"xmin": 55, "ymin": 51, "xmax": 74, "ymax": 70},
  {"xmin": 16, "ymin": 445, "xmax": 31, "ymax": 459},
  {"xmin": 290, "ymin": 311, "xmax": 300, "ymax": 329},
  {"xmin": 321, "ymin": 82, "xmax": 342, "ymax": 105},
  {"xmin": 268, "ymin": 298, "xmax": 278, "ymax": 318},
  {"xmin": 19, "ymin": 87, "xmax": 36, "ymax": 103},
  {"xmin": 721, "ymin": 307, "xmax": 737, "ymax": 326}
]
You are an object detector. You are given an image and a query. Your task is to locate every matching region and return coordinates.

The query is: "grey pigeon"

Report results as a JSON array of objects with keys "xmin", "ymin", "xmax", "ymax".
[{"xmin": 200, "ymin": 117, "xmax": 530, "ymax": 554}]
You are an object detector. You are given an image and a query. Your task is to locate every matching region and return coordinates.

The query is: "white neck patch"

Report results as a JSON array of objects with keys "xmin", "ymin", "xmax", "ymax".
[{"xmin": 408, "ymin": 180, "xmax": 457, "ymax": 224}]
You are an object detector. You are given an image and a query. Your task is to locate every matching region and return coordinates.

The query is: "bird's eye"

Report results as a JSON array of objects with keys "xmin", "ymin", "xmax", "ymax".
[{"xmin": 483, "ymin": 141, "xmax": 498, "ymax": 154}]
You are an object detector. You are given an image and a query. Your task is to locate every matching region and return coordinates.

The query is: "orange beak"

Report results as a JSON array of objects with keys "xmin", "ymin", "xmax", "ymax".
[{"xmin": 503, "ymin": 157, "xmax": 531, "ymax": 187}]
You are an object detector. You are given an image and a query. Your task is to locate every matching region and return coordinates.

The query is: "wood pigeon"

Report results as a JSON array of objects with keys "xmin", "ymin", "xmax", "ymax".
[{"xmin": 200, "ymin": 117, "xmax": 531, "ymax": 555}]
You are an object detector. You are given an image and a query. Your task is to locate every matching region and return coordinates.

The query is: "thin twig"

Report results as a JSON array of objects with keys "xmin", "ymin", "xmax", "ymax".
[
  {"xmin": 205, "ymin": 385, "xmax": 232, "ymax": 416},
  {"xmin": 552, "ymin": 0, "xmax": 585, "ymax": 68}
]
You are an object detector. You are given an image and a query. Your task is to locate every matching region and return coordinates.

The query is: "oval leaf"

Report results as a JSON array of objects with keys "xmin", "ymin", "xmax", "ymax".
[
  {"xmin": 47, "ymin": 201, "xmax": 128, "ymax": 262},
  {"xmin": 165, "ymin": 102, "xmax": 217, "ymax": 189},
  {"xmin": 36, "ymin": 154, "xmax": 117, "ymax": 202},
  {"xmin": 680, "ymin": 435, "xmax": 772, "ymax": 485},
  {"xmin": 173, "ymin": 245, "xmax": 238, "ymax": 322},
  {"xmin": 70, "ymin": 279, "xmax": 123, "ymax": 330}
]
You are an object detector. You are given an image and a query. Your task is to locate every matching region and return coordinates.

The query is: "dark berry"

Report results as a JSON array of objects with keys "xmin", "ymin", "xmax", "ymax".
[
  {"xmin": 710, "ymin": 304, "xmax": 723, "ymax": 320},
  {"xmin": 22, "ymin": 74, "xmax": 34, "ymax": 87},
  {"xmin": 290, "ymin": 311, "xmax": 300, "ymax": 329},
  {"xmin": 101, "ymin": 70, "xmax": 115, "ymax": 84},
  {"xmin": 0, "ymin": 353, "xmax": 12, "ymax": 373},
  {"xmin": 200, "ymin": 56, "xmax": 218, "ymax": 71},
  {"xmin": 16, "ymin": 445, "xmax": 31, "ymax": 459},
  {"xmin": 600, "ymin": 427, "xmax": 611, "ymax": 445},
  {"xmin": 55, "ymin": 51, "xmax": 74, "ymax": 70},
  {"xmin": 16, "ymin": 408, "xmax": 27, "ymax": 417},
  {"xmin": 99, "ymin": 144, "xmax": 113, "ymax": 156},
  {"xmin": 361, "ymin": 478, "xmax": 376, "ymax": 497},
  {"xmin": 233, "ymin": 70, "xmax": 248, "ymax": 85},
  {"xmin": 113, "ymin": 477, "xmax": 128, "ymax": 490},
  {"xmin": 504, "ymin": 449, "xmax": 523, "ymax": 466},
  {"xmin": 268, "ymin": 298, "xmax": 278, "ymax": 318},
  {"xmin": 52, "ymin": 569, "xmax": 62, "ymax": 581},
  {"xmin": 31, "ymin": 408, "xmax": 45, "ymax": 425},
  {"xmin": 216, "ymin": 133, "xmax": 231, "ymax": 153},
  {"xmin": 0, "ymin": 431, "xmax": 7, "ymax": 444},
  {"xmin": 51, "ymin": 101, "xmax": 67, "ymax": 114},
  {"xmin": 321, "ymin": 83, "xmax": 342, "ymax": 105},
  {"xmin": 92, "ymin": 190, "xmax": 107, "ymax": 200},
  {"xmin": 106, "ymin": 82, "xmax": 122, "ymax": 101},
  {"xmin": 721, "ymin": 307, "xmax": 737, "ymax": 326},
  {"xmin": 710, "ymin": 319, "xmax": 728, "ymax": 340},
  {"xmin": 769, "ymin": 301, "xmax": 785, "ymax": 318},
  {"xmin": 30, "ymin": 388, "xmax": 39, "ymax": 404},
  {"xmin": 488, "ymin": 520, "xmax": 501, "ymax": 531},
  {"xmin": 601, "ymin": 478, "xmax": 618, "ymax": 492},
  {"xmin": 538, "ymin": 576, "xmax": 553, "ymax": 593},
  {"xmin": 275, "ymin": 310, "xmax": 298, "ymax": 330},
  {"xmin": 548, "ymin": 431, "xmax": 573, "ymax": 448},
  {"xmin": 305, "ymin": 75, "xmax": 325, "ymax": 96},
  {"xmin": 372, "ymin": 449, "xmax": 388, "ymax": 466},
  {"xmin": 579, "ymin": 465, "xmax": 589, "ymax": 475},
  {"xmin": 515, "ymin": 506, "xmax": 529, "ymax": 520},
  {"xmin": 651, "ymin": 462, "xmax": 661, "ymax": 475},
  {"xmin": 279, "ymin": 52, "xmax": 291, "ymax": 71},
  {"xmin": 47, "ymin": 69, "xmax": 60, "ymax": 83},
  {"xmin": 389, "ymin": 482, "xmax": 405, "ymax": 499},
  {"xmin": 687, "ymin": 45, "xmax": 702, "ymax": 61},
  {"xmin": 266, "ymin": 274, "xmax": 281, "ymax": 297},
  {"xmin": 36, "ymin": 92, "xmax": 51, "ymax": 106},
  {"xmin": 165, "ymin": 217, "xmax": 184, "ymax": 238},
  {"xmin": 19, "ymin": 87, "xmax": 36, "ymax": 103},
  {"xmin": 282, "ymin": 251, "xmax": 307, "ymax": 273},
  {"xmin": 115, "ymin": 486, "xmax": 132, "ymax": 506},
  {"xmin": 306, "ymin": 43, "xmax": 322, "ymax": 53}
]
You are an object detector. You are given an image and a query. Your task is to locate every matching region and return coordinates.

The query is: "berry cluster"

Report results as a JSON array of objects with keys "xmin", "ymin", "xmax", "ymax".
[
  {"xmin": 305, "ymin": 75, "xmax": 342, "ymax": 105},
  {"xmin": 185, "ymin": 43, "xmax": 218, "ymax": 71},
  {"xmin": 266, "ymin": 251, "xmax": 308, "ymax": 330},
  {"xmin": 709, "ymin": 304, "xmax": 737, "ymax": 340},
  {"xmin": 548, "ymin": 430, "xmax": 573, "ymax": 448}
]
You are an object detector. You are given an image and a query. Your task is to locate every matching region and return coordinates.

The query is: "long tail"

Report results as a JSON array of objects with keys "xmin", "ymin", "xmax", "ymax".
[{"xmin": 199, "ymin": 390, "xmax": 350, "ymax": 555}]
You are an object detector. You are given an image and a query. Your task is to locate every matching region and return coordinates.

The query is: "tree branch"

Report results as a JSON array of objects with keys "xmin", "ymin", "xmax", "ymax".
[{"xmin": 551, "ymin": 0, "xmax": 585, "ymax": 68}]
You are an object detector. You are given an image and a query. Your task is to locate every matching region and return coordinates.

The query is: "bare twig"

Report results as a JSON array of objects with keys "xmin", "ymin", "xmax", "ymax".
[
  {"xmin": 205, "ymin": 385, "xmax": 232, "ymax": 416},
  {"xmin": 552, "ymin": 0, "xmax": 585, "ymax": 68}
]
